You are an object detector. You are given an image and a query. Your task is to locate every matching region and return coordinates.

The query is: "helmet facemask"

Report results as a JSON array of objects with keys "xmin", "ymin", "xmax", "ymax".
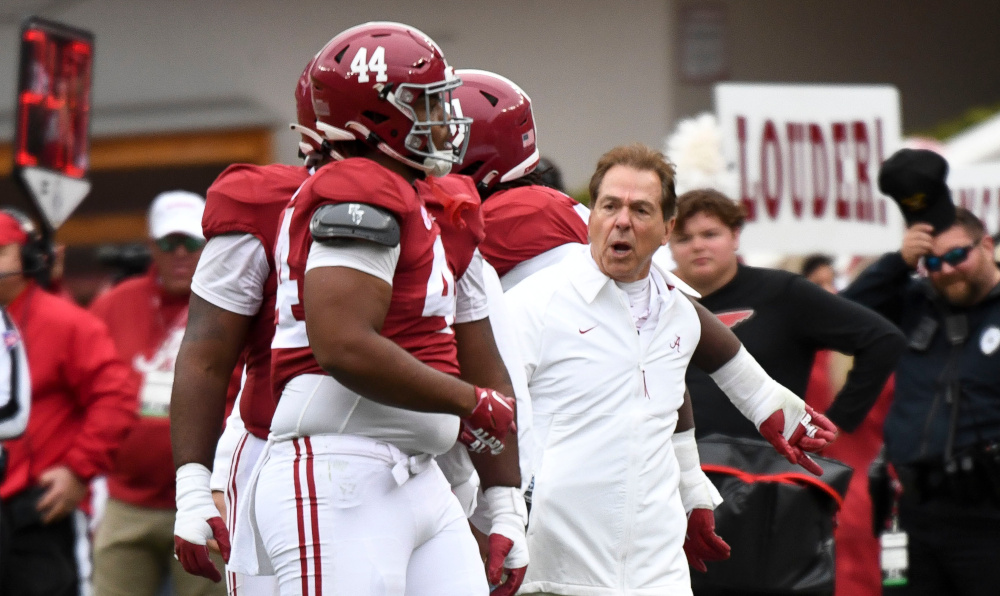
[{"xmin": 384, "ymin": 75, "xmax": 472, "ymax": 177}]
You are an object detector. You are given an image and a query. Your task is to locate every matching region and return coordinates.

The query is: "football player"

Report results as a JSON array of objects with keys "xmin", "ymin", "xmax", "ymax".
[
  {"xmin": 221, "ymin": 23, "xmax": 515, "ymax": 596},
  {"xmin": 170, "ymin": 56, "xmax": 319, "ymax": 594},
  {"xmin": 416, "ymin": 173, "xmax": 529, "ymax": 595}
]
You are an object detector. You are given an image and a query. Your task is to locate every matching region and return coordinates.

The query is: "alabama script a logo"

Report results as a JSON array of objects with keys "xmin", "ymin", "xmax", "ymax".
[{"xmin": 716, "ymin": 309, "xmax": 755, "ymax": 329}]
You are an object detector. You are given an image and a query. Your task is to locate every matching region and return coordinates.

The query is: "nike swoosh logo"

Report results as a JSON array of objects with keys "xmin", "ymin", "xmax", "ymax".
[
  {"xmin": 579, "ymin": 325, "xmax": 598, "ymax": 334},
  {"xmin": 716, "ymin": 309, "xmax": 755, "ymax": 329}
]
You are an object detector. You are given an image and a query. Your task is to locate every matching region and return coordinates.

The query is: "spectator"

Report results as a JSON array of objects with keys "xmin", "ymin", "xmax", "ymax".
[
  {"xmin": 842, "ymin": 149, "xmax": 1000, "ymax": 596},
  {"xmin": 90, "ymin": 191, "xmax": 227, "ymax": 596},
  {"xmin": 802, "ymin": 253, "xmax": 837, "ymax": 292},
  {"xmin": 535, "ymin": 156, "xmax": 566, "ymax": 193},
  {"xmin": 801, "ymin": 255, "xmax": 893, "ymax": 596},
  {"xmin": 0, "ymin": 210, "xmax": 137, "ymax": 596},
  {"xmin": 669, "ymin": 188, "xmax": 905, "ymax": 596}
]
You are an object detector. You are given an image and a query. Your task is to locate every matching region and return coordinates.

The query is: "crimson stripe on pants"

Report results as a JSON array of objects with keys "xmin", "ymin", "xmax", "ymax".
[
  {"xmin": 293, "ymin": 439, "xmax": 310, "ymax": 595},
  {"xmin": 303, "ymin": 437, "xmax": 323, "ymax": 595},
  {"xmin": 226, "ymin": 433, "xmax": 250, "ymax": 540}
]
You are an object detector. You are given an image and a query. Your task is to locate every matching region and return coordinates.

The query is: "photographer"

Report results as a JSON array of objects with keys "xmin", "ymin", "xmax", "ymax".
[{"xmin": 843, "ymin": 149, "xmax": 1000, "ymax": 596}]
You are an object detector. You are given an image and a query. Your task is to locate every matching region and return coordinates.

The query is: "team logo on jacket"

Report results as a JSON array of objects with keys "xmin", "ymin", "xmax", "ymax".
[
  {"xmin": 980, "ymin": 326, "xmax": 1000, "ymax": 356},
  {"xmin": 716, "ymin": 309, "xmax": 755, "ymax": 329},
  {"xmin": 670, "ymin": 334, "xmax": 681, "ymax": 353},
  {"xmin": 421, "ymin": 206, "xmax": 433, "ymax": 230}
]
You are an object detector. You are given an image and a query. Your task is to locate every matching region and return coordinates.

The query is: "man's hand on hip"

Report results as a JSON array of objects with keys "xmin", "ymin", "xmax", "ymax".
[{"xmin": 36, "ymin": 466, "xmax": 87, "ymax": 524}]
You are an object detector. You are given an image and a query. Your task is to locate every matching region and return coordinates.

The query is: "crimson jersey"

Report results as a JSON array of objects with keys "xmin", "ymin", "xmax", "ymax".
[
  {"xmin": 417, "ymin": 174, "xmax": 485, "ymax": 281},
  {"xmin": 271, "ymin": 158, "xmax": 459, "ymax": 396},
  {"xmin": 479, "ymin": 185, "xmax": 588, "ymax": 277},
  {"xmin": 202, "ymin": 163, "xmax": 310, "ymax": 439}
]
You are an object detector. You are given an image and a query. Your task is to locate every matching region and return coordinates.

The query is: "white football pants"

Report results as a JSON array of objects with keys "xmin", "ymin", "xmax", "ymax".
[
  {"xmin": 253, "ymin": 435, "xmax": 488, "ymax": 596},
  {"xmin": 223, "ymin": 431, "xmax": 280, "ymax": 596}
]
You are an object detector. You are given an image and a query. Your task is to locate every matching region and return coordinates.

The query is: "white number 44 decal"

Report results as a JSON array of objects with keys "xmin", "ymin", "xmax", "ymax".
[{"xmin": 350, "ymin": 46, "xmax": 388, "ymax": 83}]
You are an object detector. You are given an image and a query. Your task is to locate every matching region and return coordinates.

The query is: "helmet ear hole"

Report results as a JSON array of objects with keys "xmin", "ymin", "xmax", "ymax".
[
  {"xmin": 363, "ymin": 111, "xmax": 390, "ymax": 125},
  {"xmin": 479, "ymin": 91, "xmax": 499, "ymax": 107}
]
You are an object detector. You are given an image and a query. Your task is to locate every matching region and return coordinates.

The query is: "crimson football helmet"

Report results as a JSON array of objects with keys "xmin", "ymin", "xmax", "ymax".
[
  {"xmin": 309, "ymin": 22, "xmax": 471, "ymax": 177},
  {"xmin": 453, "ymin": 69, "xmax": 539, "ymax": 191},
  {"xmin": 291, "ymin": 53, "xmax": 326, "ymax": 160}
]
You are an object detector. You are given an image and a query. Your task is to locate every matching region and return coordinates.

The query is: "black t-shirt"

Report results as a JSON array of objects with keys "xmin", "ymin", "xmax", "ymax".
[{"xmin": 687, "ymin": 264, "xmax": 904, "ymax": 439}]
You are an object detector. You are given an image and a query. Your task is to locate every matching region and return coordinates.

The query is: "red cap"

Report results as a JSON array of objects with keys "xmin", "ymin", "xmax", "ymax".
[{"xmin": 0, "ymin": 213, "xmax": 28, "ymax": 247}]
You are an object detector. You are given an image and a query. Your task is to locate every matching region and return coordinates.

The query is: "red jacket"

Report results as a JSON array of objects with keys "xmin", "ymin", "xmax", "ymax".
[
  {"xmin": 0, "ymin": 283, "xmax": 138, "ymax": 500},
  {"xmin": 90, "ymin": 271, "xmax": 190, "ymax": 509}
]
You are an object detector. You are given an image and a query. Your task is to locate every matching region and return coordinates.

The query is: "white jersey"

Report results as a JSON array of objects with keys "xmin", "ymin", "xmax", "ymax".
[{"xmin": 506, "ymin": 245, "xmax": 701, "ymax": 596}]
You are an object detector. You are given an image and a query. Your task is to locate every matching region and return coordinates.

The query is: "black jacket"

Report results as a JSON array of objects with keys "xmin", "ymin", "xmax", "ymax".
[
  {"xmin": 688, "ymin": 264, "xmax": 905, "ymax": 439},
  {"xmin": 842, "ymin": 252, "xmax": 1000, "ymax": 465}
]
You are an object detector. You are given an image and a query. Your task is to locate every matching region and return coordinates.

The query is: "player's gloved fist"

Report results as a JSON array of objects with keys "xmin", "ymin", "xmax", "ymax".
[
  {"xmin": 684, "ymin": 508, "xmax": 731, "ymax": 573},
  {"xmin": 471, "ymin": 486, "xmax": 529, "ymax": 596},
  {"xmin": 174, "ymin": 463, "xmax": 230, "ymax": 583},
  {"xmin": 458, "ymin": 386, "xmax": 516, "ymax": 455},
  {"xmin": 759, "ymin": 400, "xmax": 838, "ymax": 476}
]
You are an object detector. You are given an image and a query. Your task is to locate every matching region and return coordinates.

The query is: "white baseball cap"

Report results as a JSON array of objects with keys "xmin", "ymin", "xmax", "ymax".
[{"xmin": 148, "ymin": 190, "xmax": 206, "ymax": 241}]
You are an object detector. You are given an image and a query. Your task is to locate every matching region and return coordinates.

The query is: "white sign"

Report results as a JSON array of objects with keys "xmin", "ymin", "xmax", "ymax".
[
  {"xmin": 19, "ymin": 167, "xmax": 91, "ymax": 230},
  {"xmin": 948, "ymin": 163, "xmax": 1000, "ymax": 236},
  {"xmin": 715, "ymin": 83, "xmax": 904, "ymax": 255}
]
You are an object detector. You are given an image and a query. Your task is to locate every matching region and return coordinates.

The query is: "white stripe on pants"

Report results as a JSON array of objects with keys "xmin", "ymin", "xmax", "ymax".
[
  {"xmin": 253, "ymin": 435, "xmax": 487, "ymax": 596},
  {"xmin": 225, "ymin": 431, "xmax": 280, "ymax": 596}
]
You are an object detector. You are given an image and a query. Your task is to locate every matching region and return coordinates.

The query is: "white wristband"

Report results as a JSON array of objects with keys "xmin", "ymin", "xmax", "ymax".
[
  {"xmin": 709, "ymin": 346, "xmax": 805, "ymax": 437},
  {"xmin": 673, "ymin": 429, "xmax": 723, "ymax": 513},
  {"xmin": 176, "ymin": 462, "xmax": 213, "ymax": 503},
  {"xmin": 175, "ymin": 463, "xmax": 222, "ymax": 545},
  {"xmin": 481, "ymin": 486, "xmax": 530, "ymax": 569}
]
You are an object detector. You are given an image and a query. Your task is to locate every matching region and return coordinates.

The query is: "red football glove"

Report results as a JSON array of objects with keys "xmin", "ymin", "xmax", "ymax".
[
  {"xmin": 458, "ymin": 387, "xmax": 516, "ymax": 455},
  {"xmin": 488, "ymin": 534, "xmax": 528, "ymax": 596},
  {"xmin": 174, "ymin": 463, "xmax": 230, "ymax": 582},
  {"xmin": 473, "ymin": 486, "xmax": 529, "ymax": 596},
  {"xmin": 759, "ymin": 404, "xmax": 838, "ymax": 476},
  {"xmin": 684, "ymin": 508, "xmax": 731, "ymax": 573}
]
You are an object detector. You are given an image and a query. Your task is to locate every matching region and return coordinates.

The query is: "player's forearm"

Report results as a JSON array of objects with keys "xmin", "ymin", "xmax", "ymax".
[
  {"xmin": 454, "ymin": 318, "xmax": 520, "ymax": 486},
  {"xmin": 315, "ymin": 329, "xmax": 476, "ymax": 417},
  {"xmin": 470, "ymin": 436, "xmax": 521, "ymax": 489},
  {"xmin": 689, "ymin": 297, "xmax": 743, "ymax": 373},
  {"xmin": 170, "ymin": 342, "xmax": 234, "ymax": 469},
  {"xmin": 455, "ymin": 318, "xmax": 516, "ymax": 399},
  {"xmin": 676, "ymin": 389, "xmax": 695, "ymax": 433},
  {"xmin": 171, "ymin": 296, "xmax": 249, "ymax": 469}
]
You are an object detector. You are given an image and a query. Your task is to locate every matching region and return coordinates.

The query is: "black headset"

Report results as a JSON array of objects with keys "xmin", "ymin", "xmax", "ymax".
[{"xmin": 0, "ymin": 208, "xmax": 50, "ymax": 280}]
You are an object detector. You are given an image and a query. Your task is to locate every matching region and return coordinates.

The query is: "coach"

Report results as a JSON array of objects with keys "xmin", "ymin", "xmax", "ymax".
[{"xmin": 506, "ymin": 144, "xmax": 834, "ymax": 596}]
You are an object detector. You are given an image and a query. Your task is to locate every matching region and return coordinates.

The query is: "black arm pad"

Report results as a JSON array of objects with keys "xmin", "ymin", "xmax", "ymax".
[{"xmin": 310, "ymin": 203, "xmax": 401, "ymax": 247}]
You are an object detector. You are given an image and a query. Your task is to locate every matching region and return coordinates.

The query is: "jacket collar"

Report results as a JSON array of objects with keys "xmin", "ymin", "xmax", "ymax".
[{"xmin": 569, "ymin": 246, "xmax": 674, "ymax": 304}]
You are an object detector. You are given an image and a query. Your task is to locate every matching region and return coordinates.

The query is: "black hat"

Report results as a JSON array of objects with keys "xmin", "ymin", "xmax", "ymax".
[{"xmin": 878, "ymin": 149, "xmax": 955, "ymax": 232}]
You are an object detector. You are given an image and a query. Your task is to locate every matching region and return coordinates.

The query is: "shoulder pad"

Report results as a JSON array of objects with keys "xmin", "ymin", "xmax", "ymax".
[{"xmin": 310, "ymin": 203, "xmax": 400, "ymax": 247}]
